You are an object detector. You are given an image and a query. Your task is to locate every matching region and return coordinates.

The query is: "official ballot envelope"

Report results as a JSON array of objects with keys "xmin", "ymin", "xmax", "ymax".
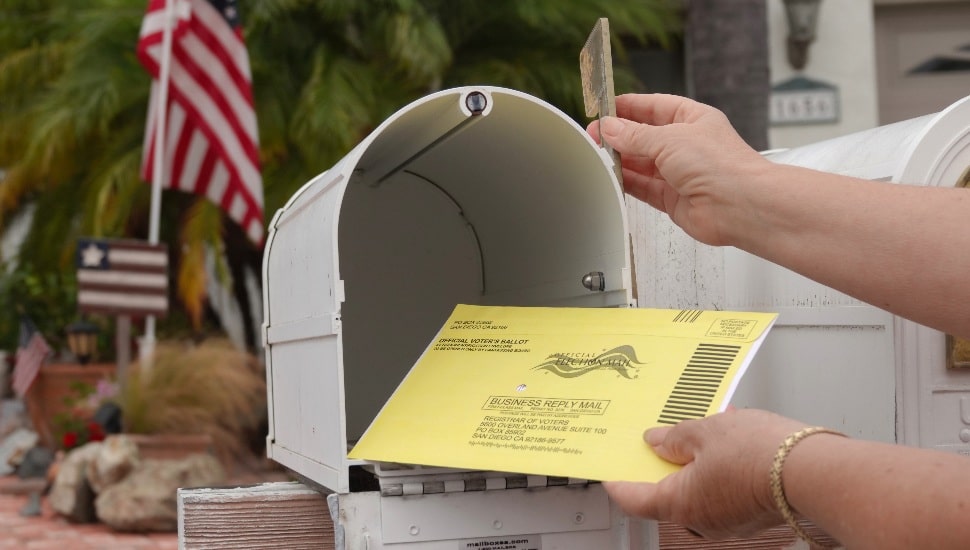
[{"xmin": 349, "ymin": 304, "xmax": 777, "ymax": 482}]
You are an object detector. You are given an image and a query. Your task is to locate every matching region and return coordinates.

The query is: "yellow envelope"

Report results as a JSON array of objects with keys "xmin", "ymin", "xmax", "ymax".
[{"xmin": 349, "ymin": 304, "xmax": 777, "ymax": 482}]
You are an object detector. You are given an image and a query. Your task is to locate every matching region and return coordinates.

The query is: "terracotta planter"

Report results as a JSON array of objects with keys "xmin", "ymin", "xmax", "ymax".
[{"xmin": 24, "ymin": 363, "xmax": 115, "ymax": 449}]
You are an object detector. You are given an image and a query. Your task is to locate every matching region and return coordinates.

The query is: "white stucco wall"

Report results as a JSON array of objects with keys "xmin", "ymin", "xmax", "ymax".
[{"xmin": 767, "ymin": 0, "xmax": 881, "ymax": 149}]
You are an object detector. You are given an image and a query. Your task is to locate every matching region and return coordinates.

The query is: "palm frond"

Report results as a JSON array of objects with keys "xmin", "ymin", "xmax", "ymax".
[
  {"xmin": 177, "ymin": 199, "xmax": 225, "ymax": 331},
  {"xmin": 0, "ymin": 0, "xmax": 681, "ymax": 348},
  {"xmin": 87, "ymin": 147, "xmax": 144, "ymax": 236}
]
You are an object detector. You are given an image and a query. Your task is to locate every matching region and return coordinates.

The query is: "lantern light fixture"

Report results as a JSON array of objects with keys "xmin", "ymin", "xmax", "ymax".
[
  {"xmin": 783, "ymin": 0, "xmax": 823, "ymax": 71},
  {"xmin": 66, "ymin": 320, "xmax": 99, "ymax": 365}
]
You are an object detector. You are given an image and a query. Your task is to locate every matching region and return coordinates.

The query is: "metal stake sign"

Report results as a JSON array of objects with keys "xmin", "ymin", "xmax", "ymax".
[{"xmin": 76, "ymin": 237, "xmax": 169, "ymax": 377}]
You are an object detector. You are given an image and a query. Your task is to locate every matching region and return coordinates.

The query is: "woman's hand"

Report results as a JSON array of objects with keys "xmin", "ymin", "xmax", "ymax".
[
  {"xmin": 588, "ymin": 93, "xmax": 771, "ymax": 247},
  {"xmin": 605, "ymin": 409, "xmax": 808, "ymax": 539}
]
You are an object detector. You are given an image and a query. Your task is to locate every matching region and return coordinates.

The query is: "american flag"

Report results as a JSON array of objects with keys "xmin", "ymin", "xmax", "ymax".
[
  {"xmin": 11, "ymin": 318, "xmax": 51, "ymax": 399},
  {"xmin": 137, "ymin": 0, "xmax": 264, "ymax": 245}
]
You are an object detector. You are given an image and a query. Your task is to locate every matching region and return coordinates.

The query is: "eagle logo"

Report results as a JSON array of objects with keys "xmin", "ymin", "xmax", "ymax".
[{"xmin": 531, "ymin": 345, "xmax": 644, "ymax": 379}]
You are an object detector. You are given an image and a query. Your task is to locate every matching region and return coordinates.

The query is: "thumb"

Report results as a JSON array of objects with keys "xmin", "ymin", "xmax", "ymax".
[
  {"xmin": 645, "ymin": 426, "xmax": 696, "ymax": 465},
  {"xmin": 599, "ymin": 116, "xmax": 631, "ymax": 139},
  {"xmin": 598, "ymin": 116, "xmax": 660, "ymax": 158}
]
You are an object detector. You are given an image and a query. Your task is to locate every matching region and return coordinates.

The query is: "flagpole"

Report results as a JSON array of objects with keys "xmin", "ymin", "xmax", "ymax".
[{"xmin": 141, "ymin": 0, "xmax": 177, "ymax": 368}]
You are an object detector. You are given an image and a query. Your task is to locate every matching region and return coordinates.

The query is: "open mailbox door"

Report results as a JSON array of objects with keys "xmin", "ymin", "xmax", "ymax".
[{"xmin": 262, "ymin": 87, "xmax": 635, "ymax": 495}]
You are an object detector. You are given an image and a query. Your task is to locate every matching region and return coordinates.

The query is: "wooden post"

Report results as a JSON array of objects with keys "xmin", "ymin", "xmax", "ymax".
[
  {"xmin": 115, "ymin": 314, "xmax": 131, "ymax": 381},
  {"xmin": 177, "ymin": 481, "xmax": 334, "ymax": 549}
]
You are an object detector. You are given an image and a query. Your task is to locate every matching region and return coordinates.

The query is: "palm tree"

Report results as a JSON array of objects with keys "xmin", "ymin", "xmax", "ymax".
[
  {"xmin": 684, "ymin": 0, "xmax": 769, "ymax": 150},
  {"xmin": 0, "ymin": 0, "xmax": 679, "ymax": 352},
  {"xmin": 249, "ymin": 1, "xmax": 679, "ymax": 209},
  {"xmin": 0, "ymin": 1, "xmax": 156, "ymax": 351}
]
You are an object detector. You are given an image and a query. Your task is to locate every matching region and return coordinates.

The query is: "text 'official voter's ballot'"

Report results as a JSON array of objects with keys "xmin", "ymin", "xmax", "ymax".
[{"xmin": 349, "ymin": 304, "xmax": 777, "ymax": 482}]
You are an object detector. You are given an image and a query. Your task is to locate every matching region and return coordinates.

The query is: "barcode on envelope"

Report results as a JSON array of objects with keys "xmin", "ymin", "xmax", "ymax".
[
  {"xmin": 657, "ymin": 343, "xmax": 741, "ymax": 425},
  {"xmin": 672, "ymin": 309, "xmax": 703, "ymax": 323}
]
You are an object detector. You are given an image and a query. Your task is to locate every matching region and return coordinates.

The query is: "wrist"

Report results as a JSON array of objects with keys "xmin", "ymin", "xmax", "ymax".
[
  {"xmin": 771, "ymin": 427, "xmax": 847, "ymax": 547},
  {"xmin": 714, "ymin": 155, "xmax": 780, "ymax": 250}
]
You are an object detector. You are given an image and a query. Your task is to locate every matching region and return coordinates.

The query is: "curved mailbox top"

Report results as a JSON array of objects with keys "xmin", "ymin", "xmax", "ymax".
[
  {"xmin": 262, "ymin": 86, "xmax": 633, "ymax": 493},
  {"xmin": 765, "ymin": 95, "xmax": 970, "ymax": 188}
]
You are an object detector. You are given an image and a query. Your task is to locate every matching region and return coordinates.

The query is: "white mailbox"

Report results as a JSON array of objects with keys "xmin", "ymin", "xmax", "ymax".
[
  {"xmin": 740, "ymin": 94, "xmax": 970, "ymax": 453},
  {"xmin": 262, "ymin": 87, "xmax": 647, "ymax": 548},
  {"xmin": 651, "ymin": 95, "xmax": 970, "ymax": 455},
  {"xmin": 263, "ymin": 85, "xmax": 970, "ymax": 549}
]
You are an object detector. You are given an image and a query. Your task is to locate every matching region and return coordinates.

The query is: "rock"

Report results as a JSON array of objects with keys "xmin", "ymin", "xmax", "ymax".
[
  {"xmin": 0, "ymin": 428, "xmax": 38, "ymax": 476},
  {"xmin": 92, "ymin": 402, "xmax": 123, "ymax": 435},
  {"xmin": 48, "ymin": 442, "xmax": 102, "ymax": 523},
  {"xmin": 96, "ymin": 453, "xmax": 226, "ymax": 532},
  {"xmin": 86, "ymin": 434, "xmax": 140, "ymax": 493},
  {"xmin": 46, "ymin": 451, "xmax": 64, "ymax": 486},
  {"xmin": 20, "ymin": 490, "xmax": 42, "ymax": 517},
  {"xmin": 15, "ymin": 445, "xmax": 54, "ymax": 479},
  {"xmin": 0, "ymin": 399, "xmax": 28, "ymax": 439}
]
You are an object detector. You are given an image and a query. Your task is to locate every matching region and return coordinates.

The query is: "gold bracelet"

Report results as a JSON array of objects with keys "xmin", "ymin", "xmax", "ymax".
[{"xmin": 769, "ymin": 426, "xmax": 846, "ymax": 549}]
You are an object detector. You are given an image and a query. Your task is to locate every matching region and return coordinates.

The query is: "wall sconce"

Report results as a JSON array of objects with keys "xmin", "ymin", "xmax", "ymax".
[
  {"xmin": 783, "ymin": 0, "xmax": 822, "ymax": 71},
  {"xmin": 66, "ymin": 320, "xmax": 99, "ymax": 365}
]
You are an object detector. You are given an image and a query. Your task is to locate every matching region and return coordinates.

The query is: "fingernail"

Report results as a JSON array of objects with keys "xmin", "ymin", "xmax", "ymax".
[
  {"xmin": 644, "ymin": 428, "xmax": 665, "ymax": 447},
  {"xmin": 600, "ymin": 116, "xmax": 623, "ymax": 138}
]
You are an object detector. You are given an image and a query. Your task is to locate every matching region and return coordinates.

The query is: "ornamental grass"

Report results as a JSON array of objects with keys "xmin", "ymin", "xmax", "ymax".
[{"xmin": 114, "ymin": 338, "xmax": 266, "ymax": 461}]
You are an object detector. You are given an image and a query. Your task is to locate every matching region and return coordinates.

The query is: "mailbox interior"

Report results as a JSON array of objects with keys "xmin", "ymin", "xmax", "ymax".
[{"xmin": 264, "ymin": 88, "xmax": 634, "ymax": 492}]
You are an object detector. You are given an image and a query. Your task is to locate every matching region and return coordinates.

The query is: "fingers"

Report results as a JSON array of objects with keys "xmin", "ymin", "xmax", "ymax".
[
  {"xmin": 609, "ymin": 411, "xmax": 804, "ymax": 539},
  {"xmin": 603, "ymin": 422, "xmax": 702, "ymax": 519},
  {"xmin": 587, "ymin": 118, "xmax": 671, "ymax": 212},
  {"xmin": 603, "ymin": 480, "xmax": 663, "ymax": 518},
  {"xmin": 615, "ymin": 93, "xmax": 710, "ymax": 126},
  {"xmin": 605, "ymin": 471, "xmax": 691, "ymax": 526},
  {"xmin": 622, "ymin": 169, "xmax": 673, "ymax": 214},
  {"xmin": 598, "ymin": 116, "xmax": 668, "ymax": 162}
]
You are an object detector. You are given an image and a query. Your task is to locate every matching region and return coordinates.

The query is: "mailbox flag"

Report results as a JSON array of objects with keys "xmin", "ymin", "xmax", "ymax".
[
  {"xmin": 11, "ymin": 318, "xmax": 51, "ymax": 399},
  {"xmin": 137, "ymin": 0, "xmax": 264, "ymax": 245}
]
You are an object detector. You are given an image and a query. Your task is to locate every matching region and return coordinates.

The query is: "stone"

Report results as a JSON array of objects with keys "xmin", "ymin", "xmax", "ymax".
[
  {"xmin": 48, "ymin": 441, "xmax": 103, "ymax": 523},
  {"xmin": 96, "ymin": 453, "xmax": 226, "ymax": 532},
  {"xmin": 0, "ymin": 399, "xmax": 28, "ymax": 439},
  {"xmin": 92, "ymin": 402, "xmax": 123, "ymax": 435},
  {"xmin": 20, "ymin": 490, "xmax": 42, "ymax": 517},
  {"xmin": 15, "ymin": 445, "xmax": 54, "ymax": 479},
  {"xmin": 86, "ymin": 434, "xmax": 140, "ymax": 494},
  {"xmin": 0, "ymin": 428, "xmax": 38, "ymax": 475}
]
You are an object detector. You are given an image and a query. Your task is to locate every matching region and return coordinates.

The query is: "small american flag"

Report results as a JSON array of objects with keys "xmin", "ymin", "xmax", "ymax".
[
  {"xmin": 137, "ymin": 0, "xmax": 264, "ymax": 245},
  {"xmin": 12, "ymin": 318, "xmax": 51, "ymax": 399}
]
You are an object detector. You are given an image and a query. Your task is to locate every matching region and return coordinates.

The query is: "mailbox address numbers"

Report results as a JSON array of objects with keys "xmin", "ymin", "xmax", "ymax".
[{"xmin": 770, "ymin": 88, "xmax": 840, "ymax": 125}]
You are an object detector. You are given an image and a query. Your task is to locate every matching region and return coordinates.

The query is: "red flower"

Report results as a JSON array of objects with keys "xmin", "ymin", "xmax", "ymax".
[
  {"xmin": 87, "ymin": 422, "xmax": 105, "ymax": 442},
  {"xmin": 62, "ymin": 432, "xmax": 78, "ymax": 449}
]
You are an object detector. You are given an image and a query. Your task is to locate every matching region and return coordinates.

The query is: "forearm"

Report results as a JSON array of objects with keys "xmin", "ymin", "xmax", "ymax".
[
  {"xmin": 730, "ymin": 163, "xmax": 970, "ymax": 337},
  {"xmin": 784, "ymin": 434, "xmax": 970, "ymax": 549}
]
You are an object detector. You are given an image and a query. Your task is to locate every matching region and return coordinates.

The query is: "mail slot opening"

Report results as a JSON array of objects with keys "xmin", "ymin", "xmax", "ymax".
[
  {"xmin": 336, "ymin": 89, "xmax": 633, "ymax": 443},
  {"xmin": 263, "ymin": 87, "xmax": 635, "ymax": 493}
]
